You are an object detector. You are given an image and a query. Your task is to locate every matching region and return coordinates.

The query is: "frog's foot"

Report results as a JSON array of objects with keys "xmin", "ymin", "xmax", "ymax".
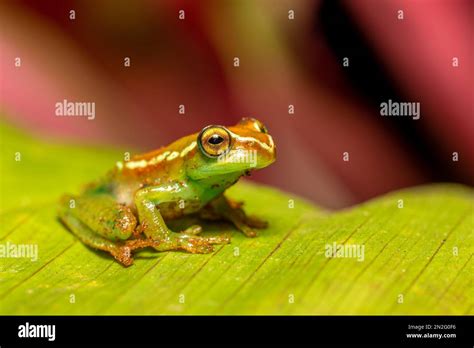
[
  {"xmin": 110, "ymin": 239, "xmax": 161, "ymax": 266},
  {"xmin": 225, "ymin": 210, "xmax": 261, "ymax": 238},
  {"xmin": 111, "ymin": 239, "xmax": 160, "ymax": 267},
  {"xmin": 182, "ymin": 224, "xmax": 203, "ymax": 235},
  {"xmin": 201, "ymin": 196, "xmax": 268, "ymax": 238},
  {"xmin": 242, "ymin": 215, "xmax": 268, "ymax": 229},
  {"xmin": 154, "ymin": 234, "xmax": 230, "ymax": 254}
]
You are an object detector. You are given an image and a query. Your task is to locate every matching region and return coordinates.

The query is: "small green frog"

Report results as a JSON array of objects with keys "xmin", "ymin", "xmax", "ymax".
[{"xmin": 59, "ymin": 118, "xmax": 276, "ymax": 266}]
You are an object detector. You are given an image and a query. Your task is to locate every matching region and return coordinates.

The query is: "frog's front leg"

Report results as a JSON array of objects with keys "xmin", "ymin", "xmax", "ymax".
[
  {"xmin": 200, "ymin": 195, "xmax": 268, "ymax": 238},
  {"xmin": 134, "ymin": 184, "xmax": 230, "ymax": 253}
]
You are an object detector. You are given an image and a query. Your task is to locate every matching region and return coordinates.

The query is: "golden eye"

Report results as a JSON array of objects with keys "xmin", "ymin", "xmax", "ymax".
[{"xmin": 198, "ymin": 126, "xmax": 231, "ymax": 157}]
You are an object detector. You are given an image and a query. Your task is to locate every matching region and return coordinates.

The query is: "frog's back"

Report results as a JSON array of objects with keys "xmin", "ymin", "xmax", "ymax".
[{"xmin": 98, "ymin": 135, "xmax": 198, "ymax": 205}]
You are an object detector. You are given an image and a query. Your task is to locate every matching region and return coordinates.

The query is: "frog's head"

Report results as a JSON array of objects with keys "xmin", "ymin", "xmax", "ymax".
[{"xmin": 186, "ymin": 118, "xmax": 276, "ymax": 181}]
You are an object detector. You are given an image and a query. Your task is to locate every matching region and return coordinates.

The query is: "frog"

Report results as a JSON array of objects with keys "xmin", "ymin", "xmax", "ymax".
[{"xmin": 59, "ymin": 118, "xmax": 276, "ymax": 266}]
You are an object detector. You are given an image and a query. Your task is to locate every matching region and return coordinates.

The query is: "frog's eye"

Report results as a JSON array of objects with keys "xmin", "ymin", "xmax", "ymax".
[{"xmin": 198, "ymin": 126, "xmax": 231, "ymax": 158}]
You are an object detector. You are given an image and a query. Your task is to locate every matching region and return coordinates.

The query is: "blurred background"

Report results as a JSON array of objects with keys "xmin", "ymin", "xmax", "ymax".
[{"xmin": 1, "ymin": 0, "xmax": 472, "ymax": 208}]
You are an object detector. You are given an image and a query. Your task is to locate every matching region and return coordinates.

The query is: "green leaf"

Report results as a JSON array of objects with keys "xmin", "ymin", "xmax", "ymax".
[{"xmin": 0, "ymin": 122, "xmax": 472, "ymax": 314}]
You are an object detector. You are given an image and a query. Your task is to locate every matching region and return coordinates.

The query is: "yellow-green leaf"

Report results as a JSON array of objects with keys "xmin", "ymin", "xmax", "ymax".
[{"xmin": 0, "ymin": 122, "xmax": 472, "ymax": 314}]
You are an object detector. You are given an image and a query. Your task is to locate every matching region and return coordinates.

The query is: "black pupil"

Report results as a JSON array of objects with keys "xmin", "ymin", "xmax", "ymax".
[{"xmin": 208, "ymin": 134, "xmax": 224, "ymax": 145}]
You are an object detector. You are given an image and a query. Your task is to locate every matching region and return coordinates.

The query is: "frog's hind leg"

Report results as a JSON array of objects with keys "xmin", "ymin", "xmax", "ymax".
[
  {"xmin": 60, "ymin": 212, "xmax": 132, "ymax": 266},
  {"xmin": 200, "ymin": 195, "xmax": 268, "ymax": 238},
  {"xmin": 59, "ymin": 195, "xmax": 159, "ymax": 266}
]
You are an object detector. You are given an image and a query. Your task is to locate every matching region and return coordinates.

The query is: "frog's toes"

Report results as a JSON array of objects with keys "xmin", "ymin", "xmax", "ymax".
[
  {"xmin": 182, "ymin": 224, "xmax": 203, "ymax": 235},
  {"xmin": 203, "ymin": 235, "xmax": 231, "ymax": 245},
  {"xmin": 180, "ymin": 240, "xmax": 214, "ymax": 254},
  {"xmin": 245, "ymin": 215, "xmax": 268, "ymax": 229},
  {"xmin": 177, "ymin": 234, "xmax": 230, "ymax": 254},
  {"xmin": 152, "ymin": 233, "xmax": 229, "ymax": 254},
  {"xmin": 112, "ymin": 239, "xmax": 161, "ymax": 267},
  {"xmin": 111, "ymin": 246, "xmax": 134, "ymax": 267},
  {"xmin": 237, "ymin": 225, "xmax": 258, "ymax": 238}
]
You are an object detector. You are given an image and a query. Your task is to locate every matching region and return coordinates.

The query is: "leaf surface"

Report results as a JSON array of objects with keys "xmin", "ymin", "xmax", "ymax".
[{"xmin": 0, "ymin": 123, "xmax": 472, "ymax": 314}]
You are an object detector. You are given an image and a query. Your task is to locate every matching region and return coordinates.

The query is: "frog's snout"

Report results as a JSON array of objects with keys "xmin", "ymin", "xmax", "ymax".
[{"xmin": 255, "ymin": 133, "xmax": 276, "ymax": 169}]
